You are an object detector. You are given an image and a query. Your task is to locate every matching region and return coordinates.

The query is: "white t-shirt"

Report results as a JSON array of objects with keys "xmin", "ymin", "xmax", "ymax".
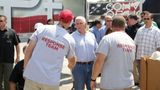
[
  {"xmin": 23, "ymin": 25, "xmax": 75, "ymax": 86},
  {"xmin": 97, "ymin": 31, "xmax": 135, "ymax": 89}
]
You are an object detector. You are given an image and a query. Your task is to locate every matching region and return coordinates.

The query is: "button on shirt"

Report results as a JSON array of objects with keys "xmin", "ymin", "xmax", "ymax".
[{"xmin": 71, "ymin": 31, "xmax": 98, "ymax": 62}]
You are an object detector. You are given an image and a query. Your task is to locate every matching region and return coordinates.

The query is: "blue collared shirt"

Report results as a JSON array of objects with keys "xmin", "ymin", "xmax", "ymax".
[
  {"xmin": 71, "ymin": 31, "xmax": 98, "ymax": 62},
  {"xmin": 90, "ymin": 26, "xmax": 106, "ymax": 44}
]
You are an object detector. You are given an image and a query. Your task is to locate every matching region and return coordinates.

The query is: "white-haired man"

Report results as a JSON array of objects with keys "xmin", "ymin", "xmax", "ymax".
[{"xmin": 72, "ymin": 16, "xmax": 98, "ymax": 90}]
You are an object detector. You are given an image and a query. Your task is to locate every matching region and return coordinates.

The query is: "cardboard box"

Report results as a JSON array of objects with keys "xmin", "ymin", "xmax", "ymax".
[{"xmin": 140, "ymin": 57, "xmax": 160, "ymax": 90}]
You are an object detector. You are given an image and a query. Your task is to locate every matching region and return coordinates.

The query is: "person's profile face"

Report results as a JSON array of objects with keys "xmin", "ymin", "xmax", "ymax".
[{"xmin": 127, "ymin": 18, "xmax": 135, "ymax": 26}]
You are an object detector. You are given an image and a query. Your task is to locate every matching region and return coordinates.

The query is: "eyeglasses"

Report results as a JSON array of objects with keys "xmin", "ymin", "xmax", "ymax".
[
  {"xmin": 143, "ymin": 18, "xmax": 150, "ymax": 20},
  {"xmin": 106, "ymin": 20, "xmax": 112, "ymax": 22}
]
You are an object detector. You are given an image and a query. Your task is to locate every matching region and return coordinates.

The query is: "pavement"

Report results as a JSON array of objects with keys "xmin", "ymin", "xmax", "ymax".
[{"xmin": 18, "ymin": 34, "xmax": 140, "ymax": 90}]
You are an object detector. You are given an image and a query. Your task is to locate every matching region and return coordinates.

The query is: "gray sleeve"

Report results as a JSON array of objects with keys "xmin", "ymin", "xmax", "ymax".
[
  {"xmin": 30, "ymin": 26, "xmax": 44, "ymax": 42},
  {"xmin": 96, "ymin": 37, "xmax": 109, "ymax": 56},
  {"xmin": 66, "ymin": 37, "xmax": 76, "ymax": 58}
]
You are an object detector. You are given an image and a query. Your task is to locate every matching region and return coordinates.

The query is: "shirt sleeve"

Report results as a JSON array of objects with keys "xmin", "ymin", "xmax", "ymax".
[
  {"xmin": 30, "ymin": 26, "xmax": 44, "ymax": 42},
  {"xmin": 96, "ymin": 36, "xmax": 109, "ymax": 56},
  {"xmin": 12, "ymin": 31, "xmax": 20, "ymax": 46},
  {"xmin": 155, "ymin": 30, "xmax": 160, "ymax": 49},
  {"xmin": 66, "ymin": 37, "xmax": 76, "ymax": 59}
]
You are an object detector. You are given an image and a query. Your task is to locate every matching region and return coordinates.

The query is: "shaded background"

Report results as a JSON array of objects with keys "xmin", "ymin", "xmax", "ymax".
[{"xmin": 143, "ymin": 0, "xmax": 160, "ymax": 28}]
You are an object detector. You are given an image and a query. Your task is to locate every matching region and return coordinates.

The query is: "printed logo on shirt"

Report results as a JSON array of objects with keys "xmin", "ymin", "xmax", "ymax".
[
  {"xmin": 117, "ymin": 43, "xmax": 135, "ymax": 52},
  {"xmin": 42, "ymin": 36, "xmax": 65, "ymax": 51}
]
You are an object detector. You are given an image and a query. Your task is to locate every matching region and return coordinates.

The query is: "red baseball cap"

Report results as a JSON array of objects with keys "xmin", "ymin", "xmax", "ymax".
[{"xmin": 59, "ymin": 9, "xmax": 74, "ymax": 23}]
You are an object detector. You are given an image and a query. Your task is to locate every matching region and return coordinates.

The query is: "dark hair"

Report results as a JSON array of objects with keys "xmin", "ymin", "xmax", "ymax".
[
  {"xmin": 128, "ymin": 14, "xmax": 139, "ymax": 20},
  {"xmin": 0, "ymin": 15, "xmax": 7, "ymax": 21},
  {"xmin": 94, "ymin": 20, "xmax": 101, "ymax": 26},
  {"xmin": 47, "ymin": 19, "xmax": 53, "ymax": 22},
  {"xmin": 141, "ymin": 11, "xmax": 149, "ymax": 15},
  {"xmin": 141, "ymin": 11, "xmax": 153, "ymax": 19},
  {"xmin": 47, "ymin": 19, "xmax": 54, "ymax": 24}
]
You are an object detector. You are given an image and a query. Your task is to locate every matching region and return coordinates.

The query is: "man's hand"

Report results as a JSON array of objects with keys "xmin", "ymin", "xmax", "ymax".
[
  {"xmin": 67, "ymin": 56, "xmax": 76, "ymax": 70},
  {"xmin": 68, "ymin": 63, "xmax": 75, "ymax": 70},
  {"xmin": 91, "ymin": 80, "xmax": 96, "ymax": 90}
]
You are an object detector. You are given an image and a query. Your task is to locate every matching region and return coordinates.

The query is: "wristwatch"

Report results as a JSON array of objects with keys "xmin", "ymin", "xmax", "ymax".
[{"xmin": 91, "ymin": 78, "xmax": 96, "ymax": 82}]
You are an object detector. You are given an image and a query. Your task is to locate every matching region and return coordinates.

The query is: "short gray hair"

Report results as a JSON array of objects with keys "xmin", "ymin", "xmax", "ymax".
[{"xmin": 75, "ymin": 16, "xmax": 86, "ymax": 23}]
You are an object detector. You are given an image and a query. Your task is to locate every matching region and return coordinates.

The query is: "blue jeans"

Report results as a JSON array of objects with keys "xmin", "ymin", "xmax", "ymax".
[{"xmin": 72, "ymin": 62, "xmax": 93, "ymax": 90}]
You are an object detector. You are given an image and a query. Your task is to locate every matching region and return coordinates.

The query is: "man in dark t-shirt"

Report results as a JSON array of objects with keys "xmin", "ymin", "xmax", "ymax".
[{"xmin": 0, "ymin": 15, "xmax": 20, "ymax": 90}]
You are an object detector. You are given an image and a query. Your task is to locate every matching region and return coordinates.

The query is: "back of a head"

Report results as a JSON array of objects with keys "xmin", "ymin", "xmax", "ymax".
[
  {"xmin": 59, "ymin": 9, "xmax": 74, "ymax": 23},
  {"xmin": 34, "ymin": 23, "xmax": 43, "ymax": 30},
  {"xmin": 128, "ymin": 14, "xmax": 139, "ymax": 21},
  {"xmin": 112, "ymin": 16, "xmax": 126, "ymax": 29}
]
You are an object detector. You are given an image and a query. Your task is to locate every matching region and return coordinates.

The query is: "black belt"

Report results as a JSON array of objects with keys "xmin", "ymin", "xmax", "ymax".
[{"xmin": 77, "ymin": 61, "xmax": 93, "ymax": 64}]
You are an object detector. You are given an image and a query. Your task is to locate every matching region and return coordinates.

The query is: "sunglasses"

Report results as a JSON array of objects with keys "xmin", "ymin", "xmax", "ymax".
[
  {"xmin": 143, "ymin": 18, "xmax": 150, "ymax": 20},
  {"xmin": 106, "ymin": 20, "xmax": 112, "ymax": 22},
  {"xmin": 0, "ymin": 20, "xmax": 4, "ymax": 22}
]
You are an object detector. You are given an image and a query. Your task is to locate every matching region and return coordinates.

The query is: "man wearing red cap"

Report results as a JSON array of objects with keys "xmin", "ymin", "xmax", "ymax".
[{"xmin": 23, "ymin": 9, "xmax": 76, "ymax": 90}]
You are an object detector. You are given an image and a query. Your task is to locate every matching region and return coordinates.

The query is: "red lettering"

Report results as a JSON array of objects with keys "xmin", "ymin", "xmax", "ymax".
[{"xmin": 42, "ymin": 36, "xmax": 65, "ymax": 51}]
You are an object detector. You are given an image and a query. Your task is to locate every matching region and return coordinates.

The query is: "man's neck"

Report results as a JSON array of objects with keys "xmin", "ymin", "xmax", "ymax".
[
  {"xmin": 0, "ymin": 27, "xmax": 7, "ymax": 31},
  {"xmin": 78, "ymin": 30, "xmax": 86, "ymax": 35},
  {"xmin": 145, "ymin": 23, "xmax": 152, "ymax": 28}
]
